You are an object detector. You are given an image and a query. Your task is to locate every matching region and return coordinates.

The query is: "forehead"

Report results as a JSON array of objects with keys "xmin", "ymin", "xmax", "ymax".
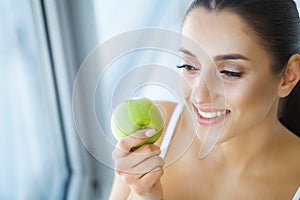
[{"xmin": 181, "ymin": 7, "xmax": 260, "ymax": 59}]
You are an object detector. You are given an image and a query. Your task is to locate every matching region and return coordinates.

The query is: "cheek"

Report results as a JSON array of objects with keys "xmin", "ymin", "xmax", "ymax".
[
  {"xmin": 179, "ymin": 72, "xmax": 193, "ymax": 99},
  {"xmin": 226, "ymin": 77, "xmax": 278, "ymax": 122}
]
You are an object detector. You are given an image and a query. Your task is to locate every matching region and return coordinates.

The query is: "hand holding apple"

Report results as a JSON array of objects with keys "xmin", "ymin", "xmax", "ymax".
[{"xmin": 111, "ymin": 97, "xmax": 165, "ymax": 148}]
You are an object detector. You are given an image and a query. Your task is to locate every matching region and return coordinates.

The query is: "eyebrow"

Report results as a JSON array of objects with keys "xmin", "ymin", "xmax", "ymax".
[
  {"xmin": 178, "ymin": 48, "xmax": 196, "ymax": 57},
  {"xmin": 214, "ymin": 54, "xmax": 250, "ymax": 61},
  {"xmin": 178, "ymin": 47, "xmax": 250, "ymax": 61}
]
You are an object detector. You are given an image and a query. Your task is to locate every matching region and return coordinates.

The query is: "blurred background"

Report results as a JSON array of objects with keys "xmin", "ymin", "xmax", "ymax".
[
  {"xmin": 0, "ymin": 0, "xmax": 191, "ymax": 199},
  {"xmin": 0, "ymin": 0, "xmax": 299, "ymax": 200}
]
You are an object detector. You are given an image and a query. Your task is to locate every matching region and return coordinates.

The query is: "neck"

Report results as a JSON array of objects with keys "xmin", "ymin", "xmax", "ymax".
[{"xmin": 200, "ymin": 110, "xmax": 285, "ymax": 174}]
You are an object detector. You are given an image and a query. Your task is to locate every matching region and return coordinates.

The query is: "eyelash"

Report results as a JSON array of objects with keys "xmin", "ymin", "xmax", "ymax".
[
  {"xmin": 177, "ymin": 64, "xmax": 243, "ymax": 78},
  {"xmin": 220, "ymin": 70, "xmax": 243, "ymax": 78},
  {"xmin": 176, "ymin": 64, "xmax": 199, "ymax": 72}
]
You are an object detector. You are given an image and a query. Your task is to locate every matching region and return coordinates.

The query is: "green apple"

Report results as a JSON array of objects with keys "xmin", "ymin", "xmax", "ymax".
[{"xmin": 111, "ymin": 97, "xmax": 165, "ymax": 148}]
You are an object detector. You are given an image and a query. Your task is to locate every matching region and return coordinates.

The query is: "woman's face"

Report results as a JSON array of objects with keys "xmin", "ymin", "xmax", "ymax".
[{"xmin": 180, "ymin": 8, "xmax": 281, "ymax": 143}]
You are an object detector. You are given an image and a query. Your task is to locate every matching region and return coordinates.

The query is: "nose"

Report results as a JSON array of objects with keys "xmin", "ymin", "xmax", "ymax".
[
  {"xmin": 191, "ymin": 74, "xmax": 212, "ymax": 104},
  {"xmin": 190, "ymin": 67, "xmax": 224, "ymax": 105}
]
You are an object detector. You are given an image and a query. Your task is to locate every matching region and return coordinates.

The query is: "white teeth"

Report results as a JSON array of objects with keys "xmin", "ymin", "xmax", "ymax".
[{"xmin": 198, "ymin": 110, "xmax": 227, "ymax": 119}]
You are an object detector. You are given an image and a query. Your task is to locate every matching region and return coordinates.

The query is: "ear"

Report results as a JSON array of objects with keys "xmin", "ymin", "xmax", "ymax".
[{"xmin": 278, "ymin": 54, "xmax": 300, "ymax": 98}]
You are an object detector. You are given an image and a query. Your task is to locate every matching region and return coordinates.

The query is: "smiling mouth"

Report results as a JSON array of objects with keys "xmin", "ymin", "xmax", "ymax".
[{"xmin": 192, "ymin": 104, "xmax": 230, "ymax": 126}]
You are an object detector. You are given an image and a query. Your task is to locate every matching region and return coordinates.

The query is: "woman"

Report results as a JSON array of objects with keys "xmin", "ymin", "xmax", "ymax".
[{"xmin": 110, "ymin": 0, "xmax": 300, "ymax": 199}]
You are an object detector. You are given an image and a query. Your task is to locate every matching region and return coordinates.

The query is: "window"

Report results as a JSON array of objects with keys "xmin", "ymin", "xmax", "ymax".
[{"xmin": 0, "ymin": 0, "xmax": 69, "ymax": 199}]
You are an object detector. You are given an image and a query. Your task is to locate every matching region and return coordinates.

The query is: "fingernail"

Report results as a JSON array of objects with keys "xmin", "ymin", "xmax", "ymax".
[{"xmin": 145, "ymin": 129, "xmax": 156, "ymax": 137}]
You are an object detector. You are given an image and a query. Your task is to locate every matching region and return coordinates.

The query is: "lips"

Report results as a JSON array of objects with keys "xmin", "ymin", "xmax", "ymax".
[{"xmin": 192, "ymin": 104, "xmax": 230, "ymax": 126}]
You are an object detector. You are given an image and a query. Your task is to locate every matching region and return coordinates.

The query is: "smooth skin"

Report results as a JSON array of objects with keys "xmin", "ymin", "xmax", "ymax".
[{"xmin": 110, "ymin": 8, "xmax": 300, "ymax": 200}]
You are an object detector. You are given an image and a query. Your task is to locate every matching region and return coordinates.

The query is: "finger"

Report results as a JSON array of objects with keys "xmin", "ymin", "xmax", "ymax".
[
  {"xmin": 118, "ymin": 171, "xmax": 141, "ymax": 186},
  {"xmin": 131, "ymin": 155, "xmax": 165, "ymax": 174},
  {"xmin": 130, "ymin": 144, "xmax": 162, "ymax": 168},
  {"xmin": 115, "ymin": 144, "xmax": 161, "ymax": 173},
  {"xmin": 131, "ymin": 167, "xmax": 164, "ymax": 195},
  {"xmin": 133, "ymin": 144, "xmax": 161, "ymax": 155},
  {"xmin": 112, "ymin": 129, "xmax": 156, "ymax": 160}
]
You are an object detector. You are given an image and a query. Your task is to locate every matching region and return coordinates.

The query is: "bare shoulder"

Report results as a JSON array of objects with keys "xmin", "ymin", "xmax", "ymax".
[
  {"xmin": 291, "ymin": 134, "xmax": 300, "ymax": 168},
  {"xmin": 291, "ymin": 136, "xmax": 300, "ymax": 175},
  {"xmin": 281, "ymin": 129, "xmax": 300, "ymax": 185},
  {"xmin": 154, "ymin": 101, "xmax": 178, "ymax": 146},
  {"xmin": 286, "ymin": 130, "xmax": 300, "ymax": 160},
  {"xmin": 154, "ymin": 100, "xmax": 179, "ymax": 130},
  {"xmin": 286, "ymin": 133, "xmax": 300, "ymax": 196},
  {"xmin": 155, "ymin": 100, "xmax": 178, "ymax": 113}
]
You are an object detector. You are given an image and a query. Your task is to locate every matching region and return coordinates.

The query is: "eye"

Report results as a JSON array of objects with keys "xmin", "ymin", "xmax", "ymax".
[
  {"xmin": 220, "ymin": 70, "xmax": 243, "ymax": 78},
  {"xmin": 177, "ymin": 64, "xmax": 199, "ymax": 73}
]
